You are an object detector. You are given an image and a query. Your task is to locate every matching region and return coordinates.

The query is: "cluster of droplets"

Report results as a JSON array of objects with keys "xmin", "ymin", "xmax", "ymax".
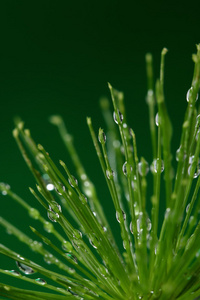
[{"xmin": 5, "ymin": 261, "xmax": 47, "ymax": 286}]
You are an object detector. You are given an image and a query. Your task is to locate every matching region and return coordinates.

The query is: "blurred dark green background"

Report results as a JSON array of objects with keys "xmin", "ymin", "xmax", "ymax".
[{"xmin": 0, "ymin": 0, "xmax": 200, "ymax": 295}]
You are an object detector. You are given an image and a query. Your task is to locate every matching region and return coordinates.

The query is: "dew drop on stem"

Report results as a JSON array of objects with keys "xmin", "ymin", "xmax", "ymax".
[
  {"xmin": 55, "ymin": 183, "xmax": 66, "ymax": 195},
  {"xmin": 186, "ymin": 86, "xmax": 199, "ymax": 103},
  {"xmin": 35, "ymin": 278, "xmax": 46, "ymax": 285},
  {"xmin": 16, "ymin": 261, "xmax": 35, "ymax": 275},
  {"xmin": 68, "ymin": 176, "xmax": 78, "ymax": 188},
  {"xmin": 47, "ymin": 201, "xmax": 62, "ymax": 222},
  {"xmin": 9, "ymin": 270, "xmax": 20, "ymax": 276},
  {"xmin": 113, "ymin": 110, "xmax": 123, "ymax": 124},
  {"xmin": 122, "ymin": 161, "xmax": 132, "ymax": 177},
  {"xmin": 138, "ymin": 160, "xmax": 149, "ymax": 176},
  {"xmin": 150, "ymin": 158, "xmax": 164, "ymax": 174},
  {"xmin": 106, "ymin": 169, "xmax": 114, "ymax": 180},
  {"xmin": 116, "ymin": 210, "xmax": 126, "ymax": 223}
]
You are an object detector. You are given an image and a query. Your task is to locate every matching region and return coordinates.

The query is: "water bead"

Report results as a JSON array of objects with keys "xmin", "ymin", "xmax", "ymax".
[
  {"xmin": 116, "ymin": 210, "xmax": 126, "ymax": 223},
  {"xmin": 188, "ymin": 164, "xmax": 200, "ymax": 178},
  {"xmin": 146, "ymin": 217, "xmax": 152, "ymax": 232},
  {"xmin": 155, "ymin": 112, "xmax": 160, "ymax": 126},
  {"xmin": 16, "ymin": 261, "xmax": 35, "ymax": 275},
  {"xmin": 65, "ymin": 253, "xmax": 78, "ymax": 264},
  {"xmin": 186, "ymin": 86, "xmax": 199, "ymax": 103},
  {"xmin": 73, "ymin": 230, "xmax": 82, "ymax": 239},
  {"xmin": 55, "ymin": 183, "xmax": 66, "ymax": 195},
  {"xmin": 89, "ymin": 238, "xmax": 98, "ymax": 249},
  {"xmin": 35, "ymin": 278, "xmax": 46, "ymax": 285},
  {"xmin": 113, "ymin": 110, "xmax": 123, "ymax": 124},
  {"xmin": 186, "ymin": 203, "xmax": 190, "ymax": 213},
  {"xmin": 138, "ymin": 160, "xmax": 149, "ymax": 176},
  {"xmin": 189, "ymin": 155, "xmax": 195, "ymax": 164},
  {"xmin": 150, "ymin": 158, "xmax": 164, "ymax": 174},
  {"xmin": 47, "ymin": 202, "xmax": 61, "ymax": 222},
  {"xmin": 68, "ymin": 176, "xmax": 78, "ymax": 188},
  {"xmin": 122, "ymin": 161, "xmax": 132, "ymax": 176},
  {"xmin": 106, "ymin": 169, "xmax": 114, "ymax": 180},
  {"xmin": 98, "ymin": 130, "xmax": 106, "ymax": 144},
  {"xmin": 9, "ymin": 270, "xmax": 20, "ymax": 276}
]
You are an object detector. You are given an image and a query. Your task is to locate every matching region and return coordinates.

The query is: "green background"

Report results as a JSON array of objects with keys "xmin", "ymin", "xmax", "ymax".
[{"xmin": 0, "ymin": 0, "xmax": 200, "ymax": 295}]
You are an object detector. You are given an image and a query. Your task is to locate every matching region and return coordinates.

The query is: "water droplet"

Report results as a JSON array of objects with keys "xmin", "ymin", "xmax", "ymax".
[
  {"xmin": 188, "ymin": 164, "xmax": 200, "ymax": 178},
  {"xmin": 113, "ymin": 110, "xmax": 123, "ymax": 124},
  {"xmin": 138, "ymin": 160, "xmax": 149, "ymax": 176},
  {"xmin": 68, "ymin": 176, "xmax": 78, "ymax": 188},
  {"xmin": 150, "ymin": 158, "xmax": 164, "ymax": 174},
  {"xmin": 186, "ymin": 87, "xmax": 198, "ymax": 103},
  {"xmin": 47, "ymin": 201, "xmax": 62, "ymax": 222},
  {"xmin": 103, "ymin": 226, "xmax": 107, "ymax": 232},
  {"xmin": 73, "ymin": 230, "xmax": 82, "ymax": 239},
  {"xmin": 79, "ymin": 194, "xmax": 88, "ymax": 204},
  {"xmin": 189, "ymin": 155, "xmax": 195, "ymax": 164},
  {"xmin": 55, "ymin": 183, "xmax": 66, "ymax": 195},
  {"xmin": 46, "ymin": 183, "xmax": 54, "ymax": 191},
  {"xmin": 116, "ymin": 210, "xmax": 126, "ymax": 223},
  {"xmin": 146, "ymin": 217, "xmax": 152, "ymax": 232},
  {"xmin": 89, "ymin": 238, "xmax": 98, "ymax": 249},
  {"xmin": 155, "ymin": 112, "xmax": 160, "ymax": 126},
  {"xmin": 186, "ymin": 203, "xmax": 190, "ymax": 213},
  {"xmin": 9, "ymin": 270, "xmax": 20, "ymax": 276},
  {"xmin": 196, "ymin": 129, "xmax": 200, "ymax": 141},
  {"xmin": 98, "ymin": 130, "xmax": 106, "ymax": 144},
  {"xmin": 106, "ymin": 169, "xmax": 114, "ymax": 180},
  {"xmin": 16, "ymin": 261, "xmax": 35, "ymax": 275},
  {"xmin": 65, "ymin": 253, "xmax": 78, "ymax": 264},
  {"xmin": 122, "ymin": 161, "xmax": 132, "ymax": 176},
  {"xmin": 35, "ymin": 278, "xmax": 46, "ymax": 285}
]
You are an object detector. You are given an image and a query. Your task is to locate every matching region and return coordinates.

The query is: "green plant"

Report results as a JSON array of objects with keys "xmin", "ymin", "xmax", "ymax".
[{"xmin": 0, "ymin": 45, "xmax": 200, "ymax": 300}]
